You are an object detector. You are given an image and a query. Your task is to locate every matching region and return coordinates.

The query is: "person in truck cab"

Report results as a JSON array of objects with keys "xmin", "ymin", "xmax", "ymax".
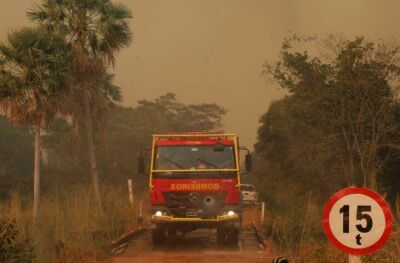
[{"xmin": 196, "ymin": 163, "xmax": 207, "ymax": 169}]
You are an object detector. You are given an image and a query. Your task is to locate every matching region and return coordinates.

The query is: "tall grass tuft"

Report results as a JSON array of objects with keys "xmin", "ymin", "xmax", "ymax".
[
  {"xmin": 261, "ymin": 191, "xmax": 399, "ymax": 263},
  {"xmin": 0, "ymin": 184, "xmax": 140, "ymax": 262}
]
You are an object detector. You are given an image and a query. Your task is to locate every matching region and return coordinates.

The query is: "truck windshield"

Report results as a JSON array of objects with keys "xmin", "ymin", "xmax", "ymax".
[
  {"xmin": 241, "ymin": 185, "xmax": 255, "ymax": 191},
  {"xmin": 154, "ymin": 145, "xmax": 235, "ymax": 170}
]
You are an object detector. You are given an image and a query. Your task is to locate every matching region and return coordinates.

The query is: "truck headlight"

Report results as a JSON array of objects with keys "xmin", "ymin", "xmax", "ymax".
[
  {"xmin": 155, "ymin": 211, "xmax": 162, "ymax": 217},
  {"xmin": 227, "ymin": 210, "xmax": 235, "ymax": 216}
]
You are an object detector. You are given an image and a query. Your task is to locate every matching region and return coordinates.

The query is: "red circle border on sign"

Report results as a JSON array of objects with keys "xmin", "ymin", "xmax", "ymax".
[{"xmin": 322, "ymin": 187, "xmax": 393, "ymax": 255}]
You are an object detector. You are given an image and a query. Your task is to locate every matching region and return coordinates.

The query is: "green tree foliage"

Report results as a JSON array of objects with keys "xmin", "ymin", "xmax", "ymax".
[
  {"xmin": 42, "ymin": 93, "xmax": 226, "ymax": 187},
  {"xmin": 133, "ymin": 93, "xmax": 226, "ymax": 133},
  {"xmin": 28, "ymin": 0, "xmax": 132, "ymax": 214},
  {"xmin": 254, "ymin": 35, "xmax": 400, "ymax": 254},
  {"xmin": 257, "ymin": 36, "xmax": 400, "ymax": 194},
  {"xmin": 0, "ymin": 27, "xmax": 70, "ymax": 126},
  {"xmin": 0, "ymin": 26, "xmax": 70, "ymax": 224}
]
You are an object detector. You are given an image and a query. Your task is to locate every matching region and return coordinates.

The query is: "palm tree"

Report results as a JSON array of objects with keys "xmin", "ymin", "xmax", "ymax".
[
  {"xmin": 28, "ymin": 0, "xmax": 132, "ymax": 214},
  {"xmin": 0, "ymin": 27, "xmax": 70, "ymax": 225}
]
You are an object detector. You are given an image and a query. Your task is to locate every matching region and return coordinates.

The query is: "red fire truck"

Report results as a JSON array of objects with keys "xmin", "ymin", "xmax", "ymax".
[{"xmin": 141, "ymin": 133, "xmax": 252, "ymax": 246}]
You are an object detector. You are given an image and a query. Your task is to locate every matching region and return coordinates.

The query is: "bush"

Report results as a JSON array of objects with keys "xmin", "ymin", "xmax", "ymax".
[
  {"xmin": 0, "ymin": 219, "xmax": 35, "ymax": 262},
  {"xmin": 0, "ymin": 185, "xmax": 141, "ymax": 262}
]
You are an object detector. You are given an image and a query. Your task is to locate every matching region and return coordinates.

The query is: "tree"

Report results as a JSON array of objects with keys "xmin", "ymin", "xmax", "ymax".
[
  {"xmin": 28, "ymin": 0, "xmax": 132, "ymax": 214},
  {"xmin": 259, "ymin": 36, "xmax": 400, "ymax": 193},
  {"xmin": 42, "ymin": 93, "xmax": 227, "ymax": 188},
  {"xmin": 133, "ymin": 93, "xmax": 227, "ymax": 133},
  {"xmin": 0, "ymin": 27, "xmax": 70, "ymax": 225},
  {"xmin": 0, "ymin": 117, "xmax": 33, "ymax": 198},
  {"xmin": 41, "ymin": 73, "xmax": 122, "ymax": 186}
]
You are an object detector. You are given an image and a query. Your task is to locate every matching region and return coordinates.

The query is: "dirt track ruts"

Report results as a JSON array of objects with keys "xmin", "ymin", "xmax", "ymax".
[{"xmin": 113, "ymin": 227, "xmax": 269, "ymax": 263}]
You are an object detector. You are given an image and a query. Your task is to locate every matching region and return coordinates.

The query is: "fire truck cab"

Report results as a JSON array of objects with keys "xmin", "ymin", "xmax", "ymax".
[{"xmin": 145, "ymin": 133, "xmax": 251, "ymax": 246}]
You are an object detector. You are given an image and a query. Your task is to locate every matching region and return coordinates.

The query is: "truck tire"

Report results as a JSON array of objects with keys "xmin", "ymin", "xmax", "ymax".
[
  {"xmin": 216, "ymin": 226, "xmax": 227, "ymax": 246},
  {"xmin": 167, "ymin": 226, "xmax": 177, "ymax": 238},
  {"xmin": 227, "ymin": 226, "xmax": 239, "ymax": 246},
  {"xmin": 152, "ymin": 225, "xmax": 166, "ymax": 246}
]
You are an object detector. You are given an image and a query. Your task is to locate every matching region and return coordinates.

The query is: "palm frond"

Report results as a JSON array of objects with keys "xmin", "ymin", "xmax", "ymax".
[
  {"xmin": 0, "ymin": 26, "xmax": 71, "ymax": 127},
  {"xmin": 25, "ymin": 0, "xmax": 131, "ymax": 122}
]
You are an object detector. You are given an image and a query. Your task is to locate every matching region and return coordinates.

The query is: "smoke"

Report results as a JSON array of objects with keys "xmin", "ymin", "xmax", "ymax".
[{"xmin": 1, "ymin": 0, "xmax": 400, "ymax": 148}]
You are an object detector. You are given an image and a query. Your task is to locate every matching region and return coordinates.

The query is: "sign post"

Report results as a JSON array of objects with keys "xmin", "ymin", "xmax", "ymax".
[
  {"xmin": 323, "ymin": 187, "xmax": 393, "ymax": 262},
  {"xmin": 261, "ymin": 201, "xmax": 265, "ymax": 223},
  {"xmin": 349, "ymin": 255, "xmax": 362, "ymax": 263},
  {"xmin": 127, "ymin": 179, "xmax": 134, "ymax": 208}
]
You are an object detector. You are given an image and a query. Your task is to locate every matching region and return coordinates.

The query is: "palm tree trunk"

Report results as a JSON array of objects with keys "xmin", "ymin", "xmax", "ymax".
[
  {"xmin": 100, "ymin": 126, "xmax": 111, "ymax": 177},
  {"xmin": 72, "ymin": 117, "xmax": 81, "ymax": 168},
  {"xmin": 33, "ymin": 125, "xmax": 41, "ymax": 226},
  {"xmin": 83, "ymin": 91, "xmax": 105, "ymax": 215},
  {"xmin": 396, "ymin": 193, "xmax": 400, "ymax": 221}
]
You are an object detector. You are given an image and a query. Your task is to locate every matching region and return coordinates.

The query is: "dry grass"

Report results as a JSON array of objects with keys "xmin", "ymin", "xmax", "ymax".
[
  {"xmin": 2, "ymin": 186, "xmax": 398, "ymax": 263},
  {"xmin": 0, "ymin": 184, "xmax": 141, "ymax": 263},
  {"xmin": 261, "ymin": 194, "xmax": 400, "ymax": 263}
]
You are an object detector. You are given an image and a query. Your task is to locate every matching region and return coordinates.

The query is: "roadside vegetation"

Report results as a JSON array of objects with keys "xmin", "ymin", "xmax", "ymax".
[
  {"xmin": 255, "ymin": 35, "xmax": 400, "ymax": 262},
  {"xmin": 1, "ymin": 1, "xmax": 400, "ymax": 263},
  {"xmin": 0, "ymin": 1, "xmax": 227, "ymax": 262},
  {"xmin": 0, "ymin": 93, "xmax": 226, "ymax": 262}
]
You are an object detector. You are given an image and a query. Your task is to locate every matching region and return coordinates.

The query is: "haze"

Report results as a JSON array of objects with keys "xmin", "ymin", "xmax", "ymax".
[{"xmin": 1, "ymin": 0, "xmax": 399, "ymax": 148}]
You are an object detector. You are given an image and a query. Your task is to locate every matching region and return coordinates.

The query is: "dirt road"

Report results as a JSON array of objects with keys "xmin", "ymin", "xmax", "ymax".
[
  {"xmin": 112, "ymin": 205, "xmax": 271, "ymax": 263},
  {"xmin": 113, "ymin": 227, "xmax": 269, "ymax": 263}
]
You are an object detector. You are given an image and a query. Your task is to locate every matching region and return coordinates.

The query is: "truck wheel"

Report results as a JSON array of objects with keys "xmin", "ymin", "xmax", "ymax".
[
  {"xmin": 152, "ymin": 225, "xmax": 166, "ymax": 246},
  {"xmin": 167, "ymin": 226, "xmax": 177, "ymax": 238},
  {"xmin": 227, "ymin": 227, "xmax": 239, "ymax": 246},
  {"xmin": 216, "ymin": 226, "xmax": 227, "ymax": 246}
]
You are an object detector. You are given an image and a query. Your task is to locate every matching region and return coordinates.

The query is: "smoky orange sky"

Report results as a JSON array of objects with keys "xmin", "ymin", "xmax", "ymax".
[{"xmin": 1, "ymin": 0, "xmax": 400, "ymax": 148}]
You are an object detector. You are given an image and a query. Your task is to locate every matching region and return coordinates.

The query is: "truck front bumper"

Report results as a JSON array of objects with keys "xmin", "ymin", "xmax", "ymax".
[{"xmin": 150, "ymin": 213, "xmax": 239, "ymax": 223}]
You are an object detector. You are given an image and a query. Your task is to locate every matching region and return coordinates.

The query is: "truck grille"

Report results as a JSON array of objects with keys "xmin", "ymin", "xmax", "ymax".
[{"xmin": 162, "ymin": 192, "xmax": 227, "ymax": 218}]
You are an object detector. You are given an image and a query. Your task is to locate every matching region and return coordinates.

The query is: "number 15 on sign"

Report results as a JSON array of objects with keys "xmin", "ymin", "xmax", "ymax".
[{"xmin": 323, "ymin": 187, "xmax": 393, "ymax": 255}]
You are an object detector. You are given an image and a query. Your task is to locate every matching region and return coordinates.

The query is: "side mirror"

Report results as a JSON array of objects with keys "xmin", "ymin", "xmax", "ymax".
[
  {"xmin": 245, "ymin": 153, "xmax": 252, "ymax": 172},
  {"xmin": 137, "ymin": 155, "xmax": 145, "ymax": 175}
]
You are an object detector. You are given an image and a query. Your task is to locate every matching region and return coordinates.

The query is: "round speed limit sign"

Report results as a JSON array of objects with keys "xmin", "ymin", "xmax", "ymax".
[{"xmin": 323, "ymin": 187, "xmax": 393, "ymax": 255}]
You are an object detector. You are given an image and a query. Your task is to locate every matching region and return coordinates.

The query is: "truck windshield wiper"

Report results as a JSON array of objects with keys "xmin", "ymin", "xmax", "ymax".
[
  {"xmin": 197, "ymin": 158, "xmax": 219, "ymax": 169},
  {"xmin": 162, "ymin": 157, "xmax": 184, "ymax": 169}
]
